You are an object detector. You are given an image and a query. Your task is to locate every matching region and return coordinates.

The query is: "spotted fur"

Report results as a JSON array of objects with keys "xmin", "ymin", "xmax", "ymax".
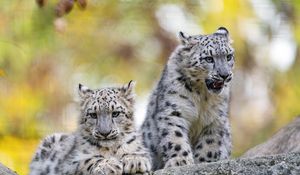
[
  {"xmin": 141, "ymin": 27, "xmax": 234, "ymax": 170},
  {"xmin": 30, "ymin": 81, "xmax": 151, "ymax": 175}
]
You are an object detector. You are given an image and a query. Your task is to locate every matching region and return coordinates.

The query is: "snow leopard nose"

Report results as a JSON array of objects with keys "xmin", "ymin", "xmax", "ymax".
[
  {"xmin": 95, "ymin": 129, "xmax": 111, "ymax": 137},
  {"xmin": 220, "ymin": 73, "xmax": 230, "ymax": 80},
  {"xmin": 217, "ymin": 69, "xmax": 231, "ymax": 81},
  {"xmin": 95, "ymin": 115, "xmax": 113, "ymax": 138},
  {"xmin": 100, "ymin": 130, "xmax": 111, "ymax": 137}
]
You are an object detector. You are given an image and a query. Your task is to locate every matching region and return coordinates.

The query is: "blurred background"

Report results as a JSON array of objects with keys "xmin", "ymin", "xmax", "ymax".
[{"xmin": 0, "ymin": 0, "xmax": 300, "ymax": 174}]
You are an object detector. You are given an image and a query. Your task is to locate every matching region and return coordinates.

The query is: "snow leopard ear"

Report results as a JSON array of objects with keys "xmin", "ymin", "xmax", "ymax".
[
  {"xmin": 215, "ymin": 27, "xmax": 230, "ymax": 37},
  {"xmin": 121, "ymin": 80, "xmax": 136, "ymax": 104},
  {"xmin": 215, "ymin": 27, "xmax": 233, "ymax": 43},
  {"xmin": 216, "ymin": 27, "xmax": 229, "ymax": 35},
  {"xmin": 178, "ymin": 31, "xmax": 198, "ymax": 45},
  {"xmin": 78, "ymin": 83, "xmax": 93, "ymax": 99}
]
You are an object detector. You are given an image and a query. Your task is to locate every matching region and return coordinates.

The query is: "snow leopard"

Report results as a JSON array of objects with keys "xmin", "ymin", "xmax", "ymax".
[
  {"xmin": 30, "ymin": 81, "xmax": 151, "ymax": 175},
  {"xmin": 141, "ymin": 27, "xmax": 234, "ymax": 170}
]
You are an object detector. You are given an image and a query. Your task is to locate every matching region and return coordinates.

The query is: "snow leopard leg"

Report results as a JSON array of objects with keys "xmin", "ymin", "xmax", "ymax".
[
  {"xmin": 193, "ymin": 121, "xmax": 231, "ymax": 163},
  {"xmin": 75, "ymin": 156, "xmax": 122, "ymax": 175},
  {"xmin": 156, "ymin": 111, "xmax": 194, "ymax": 168}
]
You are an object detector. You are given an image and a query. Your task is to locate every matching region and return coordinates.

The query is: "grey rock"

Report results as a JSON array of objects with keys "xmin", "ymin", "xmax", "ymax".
[
  {"xmin": 243, "ymin": 116, "xmax": 300, "ymax": 158},
  {"xmin": 154, "ymin": 152, "xmax": 300, "ymax": 175},
  {"xmin": 0, "ymin": 163, "xmax": 18, "ymax": 175}
]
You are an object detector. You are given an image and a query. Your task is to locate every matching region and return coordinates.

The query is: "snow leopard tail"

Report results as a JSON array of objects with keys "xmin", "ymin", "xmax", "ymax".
[{"xmin": 29, "ymin": 133, "xmax": 76, "ymax": 175}]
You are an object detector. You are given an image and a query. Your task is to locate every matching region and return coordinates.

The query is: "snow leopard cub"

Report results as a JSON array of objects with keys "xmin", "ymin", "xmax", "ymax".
[
  {"xmin": 30, "ymin": 81, "xmax": 151, "ymax": 175},
  {"xmin": 141, "ymin": 27, "xmax": 234, "ymax": 170}
]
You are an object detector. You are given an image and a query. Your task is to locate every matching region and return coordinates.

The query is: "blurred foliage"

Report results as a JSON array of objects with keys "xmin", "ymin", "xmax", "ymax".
[
  {"xmin": 0, "ymin": 136, "xmax": 38, "ymax": 175},
  {"xmin": 0, "ymin": 0, "xmax": 300, "ymax": 174}
]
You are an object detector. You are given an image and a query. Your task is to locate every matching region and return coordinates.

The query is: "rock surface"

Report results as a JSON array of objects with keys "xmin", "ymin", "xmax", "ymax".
[
  {"xmin": 0, "ymin": 163, "xmax": 17, "ymax": 175},
  {"xmin": 243, "ymin": 116, "xmax": 300, "ymax": 158},
  {"xmin": 154, "ymin": 152, "xmax": 300, "ymax": 175}
]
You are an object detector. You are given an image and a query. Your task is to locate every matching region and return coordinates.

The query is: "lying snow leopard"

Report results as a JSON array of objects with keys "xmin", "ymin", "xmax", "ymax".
[
  {"xmin": 141, "ymin": 27, "xmax": 234, "ymax": 170},
  {"xmin": 30, "ymin": 81, "xmax": 151, "ymax": 175}
]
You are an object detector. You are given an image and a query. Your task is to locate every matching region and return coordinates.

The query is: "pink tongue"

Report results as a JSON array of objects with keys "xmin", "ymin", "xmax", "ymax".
[{"xmin": 213, "ymin": 81, "xmax": 223, "ymax": 88}]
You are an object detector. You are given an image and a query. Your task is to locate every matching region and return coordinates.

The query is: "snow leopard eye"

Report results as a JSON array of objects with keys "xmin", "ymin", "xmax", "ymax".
[
  {"xmin": 89, "ymin": 113, "xmax": 97, "ymax": 119},
  {"xmin": 226, "ymin": 54, "xmax": 233, "ymax": 62},
  {"xmin": 112, "ymin": 111, "xmax": 120, "ymax": 118},
  {"xmin": 204, "ymin": 56, "xmax": 214, "ymax": 63}
]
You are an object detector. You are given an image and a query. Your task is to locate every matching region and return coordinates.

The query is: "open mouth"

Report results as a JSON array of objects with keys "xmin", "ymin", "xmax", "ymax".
[{"xmin": 205, "ymin": 79, "xmax": 225, "ymax": 93}]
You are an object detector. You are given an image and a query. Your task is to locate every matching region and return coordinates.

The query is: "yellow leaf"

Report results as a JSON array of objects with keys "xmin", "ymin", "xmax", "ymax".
[{"xmin": 0, "ymin": 69, "xmax": 5, "ymax": 77}]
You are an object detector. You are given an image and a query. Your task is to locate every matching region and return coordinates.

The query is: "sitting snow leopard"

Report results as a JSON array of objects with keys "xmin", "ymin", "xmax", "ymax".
[
  {"xmin": 141, "ymin": 27, "xmax": 234, "ymax": 170},
  {"xmin": 30, "ymin": 81, "xmax": 151, "ymax": 175}
]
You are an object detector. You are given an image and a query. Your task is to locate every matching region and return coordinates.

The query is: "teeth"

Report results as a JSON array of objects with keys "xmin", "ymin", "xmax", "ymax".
[{"xmin": 213, "ymin": 81, "xmax": 224, "ymax": 88}]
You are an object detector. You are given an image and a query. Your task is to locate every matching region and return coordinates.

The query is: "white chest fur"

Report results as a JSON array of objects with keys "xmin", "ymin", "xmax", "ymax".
[{"xmin": 188, "ymin": 87, "xmax": 229, "ymax": 145}]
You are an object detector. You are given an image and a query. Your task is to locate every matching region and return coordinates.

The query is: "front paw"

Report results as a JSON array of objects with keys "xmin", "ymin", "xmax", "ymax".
[
  {"xmin": 93, "ymin": 158, "xmax": 123, "ymax": 175},
  {"xmin": 164, "ymin": 156, "xmax": 194, "ymax": 168},
  {"xmin": 122, "ymin": 155, "xmax": 152, "ymax": 174}
]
